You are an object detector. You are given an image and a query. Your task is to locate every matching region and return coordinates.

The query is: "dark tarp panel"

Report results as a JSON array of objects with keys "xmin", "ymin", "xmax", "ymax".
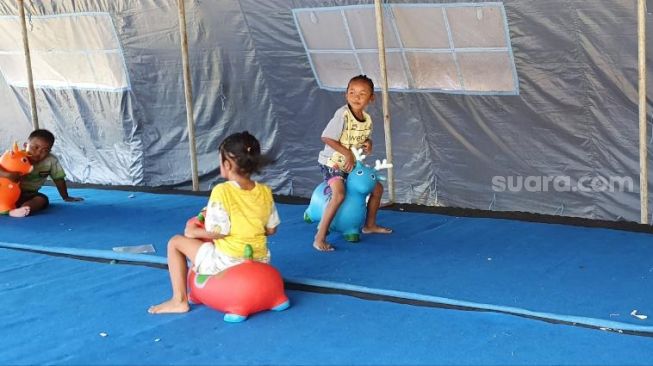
[{"xmin": 0, "ymin": 0, "xmax": 651, "ymax": 222}]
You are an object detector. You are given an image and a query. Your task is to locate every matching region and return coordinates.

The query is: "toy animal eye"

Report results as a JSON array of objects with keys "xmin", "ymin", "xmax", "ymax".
[
  {"xmin": 356, "ymin": 170, "xmax": 364, "ymax": 175},
  {"xmin": 370, "ymin": 174, "xmax": 376, "ymax": 180},
  {"xmin": 21, "ymin": 157, "xmax": 28, "ymax": 163}
]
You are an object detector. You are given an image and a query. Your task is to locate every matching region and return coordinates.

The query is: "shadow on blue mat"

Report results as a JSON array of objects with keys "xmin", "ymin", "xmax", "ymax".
[{"xmin": 2, "ymin": 187, "xmax": 652, "ymax": 332}]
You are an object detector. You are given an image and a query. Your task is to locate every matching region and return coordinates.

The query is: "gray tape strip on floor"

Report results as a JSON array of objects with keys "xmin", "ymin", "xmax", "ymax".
[{"xmin": 2, "ymin": 241, "xmax": 652, "ymax": 337}]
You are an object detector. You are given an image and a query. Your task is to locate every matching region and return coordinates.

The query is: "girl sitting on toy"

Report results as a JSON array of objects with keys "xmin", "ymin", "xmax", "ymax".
[{"xmin": 149, "ymin": 131, "xmax": 280, "ymax": 314}]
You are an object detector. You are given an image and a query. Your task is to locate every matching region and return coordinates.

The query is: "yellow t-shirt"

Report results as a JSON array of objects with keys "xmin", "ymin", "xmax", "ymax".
[{"xmin": 208, "ymin": 182, "xmax": 276, "ymax": 259}]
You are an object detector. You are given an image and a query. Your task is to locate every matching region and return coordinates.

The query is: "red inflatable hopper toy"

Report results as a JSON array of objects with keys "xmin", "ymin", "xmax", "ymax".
[
  {"xmin": 186, "ymin": 215, "xmax": 290, "ymax": 322},
  {"xmin": 0, "ymin": 143, "xmax": 33, "ymax": 214}
]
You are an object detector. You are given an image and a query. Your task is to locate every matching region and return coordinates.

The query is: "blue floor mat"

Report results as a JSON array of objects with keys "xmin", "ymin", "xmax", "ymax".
[
  {"xmin": 2, "ymin": 187, "xmax": 653, "ymax": 330},
  {"xmin": 0, "ymin": 187, "xmax": 206, "ymax": 250},
  {"xmin": 273, "ymin": 211, "xmax": 653, "ymax": 329},
  {"xmin": 2, "ymin": 248, "xmax": 652, "ymax": 366}
]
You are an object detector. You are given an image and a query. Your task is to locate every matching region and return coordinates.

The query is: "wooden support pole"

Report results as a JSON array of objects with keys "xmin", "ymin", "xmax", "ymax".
[
  {"xmin": 638, "ymin": 0, "xmax": 648, "ymax": 224},
  {"xmin": 177, "ymin": 0, "xmax": 200, "ymax": 191},
  {"xmin": 374, "ymin": 0, "xmax": 395, "ymax": 203},
  {"xmin": 17, "ymin": 0, "xmax": 38, "ymax": 130}
]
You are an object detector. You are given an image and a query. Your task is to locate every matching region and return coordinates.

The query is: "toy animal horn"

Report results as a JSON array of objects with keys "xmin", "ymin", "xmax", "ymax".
[
  {"xmin": 374, "ymin": 159, "xmax": 393, "ymax": 171},
  {"xmin": 351, "ymin": 147, "xmax": 366, "ymax": 162},
  {"xmin": 12, "ymin": 141, "xmax": 20, "ymax": 154}
]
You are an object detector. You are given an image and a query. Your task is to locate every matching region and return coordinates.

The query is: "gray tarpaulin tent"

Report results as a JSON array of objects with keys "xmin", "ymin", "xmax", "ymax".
[{"xmin": 0, "ymin": 0, "xmax": 651, "ymax": 223}]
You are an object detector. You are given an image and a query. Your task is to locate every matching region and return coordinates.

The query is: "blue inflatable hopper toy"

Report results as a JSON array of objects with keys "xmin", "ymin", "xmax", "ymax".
[{"xmin": 304, "ymin": 148, "xmax": 392, "ymax": 242}]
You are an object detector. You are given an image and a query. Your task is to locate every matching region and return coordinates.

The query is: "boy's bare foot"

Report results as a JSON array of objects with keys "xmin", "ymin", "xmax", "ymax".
[
  {"xmin": 313, "ymin": 240, "xmax": 335, "ymax": 252},
  {"xmin": 148, "ymin": 299, "xmax": 190, "ymax": 314},
  {"xmin": 362, "ymin": 225, "xmax": 393, "ymax": 234},
  {"xmin": 9, "ymin": 206, "xmax": 30, "ymax": 217}
]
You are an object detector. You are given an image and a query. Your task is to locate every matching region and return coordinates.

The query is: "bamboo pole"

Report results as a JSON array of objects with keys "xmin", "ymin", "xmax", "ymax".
[
  {"xmin": 374, "ymin": 0, "xmax": 395, "ymax": 203},
  {"xmin": 638, "ymin": 0, "xmax": 648, "ymax": 224},
  {"xmin": 177, "ymin": 0, "xmax": 199, "ymax": 191},
  {"xmin": 17, "ymin": 0, "xmax": 38, "ymax": 130}
]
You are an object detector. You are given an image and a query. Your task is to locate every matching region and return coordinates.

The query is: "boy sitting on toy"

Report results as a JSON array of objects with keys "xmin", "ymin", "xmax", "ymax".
[{"xmin": 0, "ymin": 129, "xmax": 83, "ymax": 217}]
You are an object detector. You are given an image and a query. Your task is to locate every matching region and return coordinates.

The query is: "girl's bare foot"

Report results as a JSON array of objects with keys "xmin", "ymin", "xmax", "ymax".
[
  {"xmin": 313, "ymin": 240, "xmax": 335, "ymax": 252},
  {"xmin": 148, "ymin": 299, "xmax": 190, "ymax": 314},
  {"xmin": 362, "ymin": 225, "xmax": 393, "ymax": 234},
  {"xmin": 9, "ymin": 206, "xmax": 30, "ymax": 218}
]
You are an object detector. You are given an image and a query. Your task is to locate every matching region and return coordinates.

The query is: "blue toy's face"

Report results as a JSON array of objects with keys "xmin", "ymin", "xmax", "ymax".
[{"xmin": 348, "ymin": 161, "xmax": 378, "ymax": 194}]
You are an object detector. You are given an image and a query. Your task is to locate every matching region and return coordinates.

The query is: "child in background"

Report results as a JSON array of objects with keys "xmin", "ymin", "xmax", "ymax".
[
  {"xmin": 314, "ymin": 75, "xmax": 392, "ymax": 252},
  {"xmin": 149, "ymin": 131, "xmax": 280, "ymax": 314},
  {"xmin": 0, "ymin": 129, "xmax": 83, "ymax": 217}
]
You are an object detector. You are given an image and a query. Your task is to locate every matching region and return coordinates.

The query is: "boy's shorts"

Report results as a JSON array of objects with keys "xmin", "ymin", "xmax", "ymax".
[
  {"xmin": 320, "ymin": 164, "xmax": 348, "ymax": 184},
  {"xmin": 193, "ymin": 242, "xmax": 270, "ymax": 275},
  {"xmin": 16, "ymin": 191, "xmax": 49, "ymax": 208}
]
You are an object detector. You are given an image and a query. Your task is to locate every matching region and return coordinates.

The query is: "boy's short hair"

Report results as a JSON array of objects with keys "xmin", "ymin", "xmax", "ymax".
[
  {"xmin": 348, "ymin": 74, "xmax": 374, "ymax": 93},
  {"xmin": 28, "ymin": 129, "xmax": 55, "ymax": 147}
]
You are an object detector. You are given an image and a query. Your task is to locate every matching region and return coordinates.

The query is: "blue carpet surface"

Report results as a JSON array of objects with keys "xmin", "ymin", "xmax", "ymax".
[
  {"xmin": 1, "ymin": 187, "xmax": 653, "ymax": 331},
  {"xmin": 2, "ymin": 248, "xmax": 652, "ymax": 365}
]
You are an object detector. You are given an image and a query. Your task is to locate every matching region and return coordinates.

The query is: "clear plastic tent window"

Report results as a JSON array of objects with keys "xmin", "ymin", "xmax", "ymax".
[
  {"xmin": 293, "ymin": 3, "xmax": 518, "ymax": 95},
  {"xmin": 0, "ymin": 12, "xmax": 129, "ymax": 92}
]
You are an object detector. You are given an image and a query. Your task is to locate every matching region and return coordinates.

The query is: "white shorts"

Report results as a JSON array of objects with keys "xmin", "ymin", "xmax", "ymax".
[{"xmin": 192, "ymin": 242, "xmax": 271, "ymax": 275}]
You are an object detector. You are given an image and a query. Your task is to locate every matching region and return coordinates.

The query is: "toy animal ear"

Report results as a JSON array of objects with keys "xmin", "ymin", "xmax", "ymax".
[{"xmin": 12, "ymin": 141, "xmax": 19, "ymax": 153}]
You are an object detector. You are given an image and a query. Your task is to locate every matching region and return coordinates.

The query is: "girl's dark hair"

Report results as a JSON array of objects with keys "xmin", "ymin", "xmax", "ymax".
[
  {"xmin": 28, "ymin": 129, "xmax": 55, "ymax": 147},
  {"xmin": 219, "ymin": 131, "xmax": 263, "ymax": 176},
  {"xmin": 347, "ymin": 74, "xmax": 374, "ymax": 93}
]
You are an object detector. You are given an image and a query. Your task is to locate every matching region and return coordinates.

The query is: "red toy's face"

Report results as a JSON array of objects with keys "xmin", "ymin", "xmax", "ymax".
[{"xmin": 0, "ymin": 143, "xmax": 33, "ymax": 175}]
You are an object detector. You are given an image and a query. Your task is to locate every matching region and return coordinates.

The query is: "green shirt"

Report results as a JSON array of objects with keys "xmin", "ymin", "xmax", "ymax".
[{"xmin": 21, "ymin": 154, "xmax": 66, "ymax": 193}]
